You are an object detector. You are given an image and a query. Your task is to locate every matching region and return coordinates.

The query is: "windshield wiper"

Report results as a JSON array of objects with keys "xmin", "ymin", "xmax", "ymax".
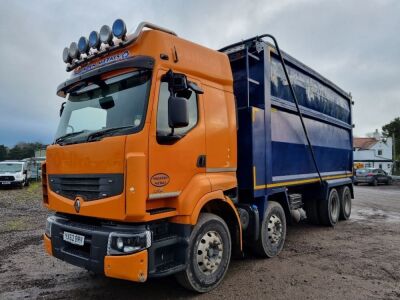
[
  {"xmin": 55, "ymin": 130, "xmax": 87, "ymax": 144},
  {"xmin": 87, "ymin": 125, "xmax": 135, "ymax": 142}
]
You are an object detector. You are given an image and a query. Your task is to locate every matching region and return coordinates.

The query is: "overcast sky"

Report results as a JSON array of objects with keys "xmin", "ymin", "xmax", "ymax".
[{"xmin": 0, "ymin": 0, "xmax": 399, "ymax": 146}]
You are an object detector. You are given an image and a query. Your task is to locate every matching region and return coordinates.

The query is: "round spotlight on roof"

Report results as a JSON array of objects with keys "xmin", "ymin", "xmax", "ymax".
[
  {"xmin": 89, "ymin": 31, "xmax": 100, "ymax": 49},
  {"xmin": 112, "ymin": 19, "xmax": 127, "ymax": 39},
  {"xmin": 62, "ymin": 47, "xmax": 71, "ymax": 63},
  {"xmin": 99, "ymin": 25, "xmax": 113, "ymax": 45},
  {"xmin": 78, "ymin": 36, "xmax": 89, "ymax": 54},
  {"xmin": 68, "ymin": 42, "xmax": 79, "ymax": 59}
]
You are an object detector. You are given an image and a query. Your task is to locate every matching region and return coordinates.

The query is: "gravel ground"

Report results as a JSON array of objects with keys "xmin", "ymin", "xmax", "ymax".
[{"xmin": 0, "ymin": 182, "xmax": 399, "ymax": 299}]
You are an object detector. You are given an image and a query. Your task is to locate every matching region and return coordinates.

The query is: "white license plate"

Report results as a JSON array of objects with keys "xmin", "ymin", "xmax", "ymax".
[
  {"xmin": 1, "ymin": 181, "xmax": 11, "ymax": 185},
  {"xmin": 63, "ymin": 231, "xmax": 85, "ymax": 246}
]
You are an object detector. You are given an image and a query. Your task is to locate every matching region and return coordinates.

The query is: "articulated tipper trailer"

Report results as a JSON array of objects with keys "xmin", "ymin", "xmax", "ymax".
[{"xmin": 43, "ymin": 20, "xmax": 353, "ymax": 292}]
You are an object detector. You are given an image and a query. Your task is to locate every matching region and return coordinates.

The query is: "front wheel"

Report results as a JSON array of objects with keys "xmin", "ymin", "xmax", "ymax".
[
  {"xmin": 254, "ymin": 201, "xmax": 286, "ymax": 258},
  {"xmin": 176, "ymin": 213, "xmax": 231, "ymax": 293}
]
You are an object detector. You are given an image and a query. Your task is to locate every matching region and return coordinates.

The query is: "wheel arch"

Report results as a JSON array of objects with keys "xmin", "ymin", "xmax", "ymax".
[
  {"xmin": 266, "ymin": 190, "xmax": 291, "ymax": 224},
  {"xmin": 193, "ymin": 192, "xmax": 242, "ymax": 255}
]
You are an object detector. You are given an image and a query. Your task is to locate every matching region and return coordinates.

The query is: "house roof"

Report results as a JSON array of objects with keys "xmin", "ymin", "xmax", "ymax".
[{"xmin": 354, "ymin": 137, "xmax": 378, "ymax": 149}]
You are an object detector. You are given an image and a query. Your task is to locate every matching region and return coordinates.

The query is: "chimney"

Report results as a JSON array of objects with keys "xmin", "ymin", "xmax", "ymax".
[{"xmin": 373, "ymin": 129, "xmax": 381, "ymax": 141}]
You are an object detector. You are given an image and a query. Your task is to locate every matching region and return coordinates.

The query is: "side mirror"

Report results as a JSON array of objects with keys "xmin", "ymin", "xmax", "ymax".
[
  {"xmin": 60, "ymin": 102, "xmax": 66, "ymax": 117},
  {"xmin": 168, "ymin": 96, "xmax": 188, "ymax": 128}
]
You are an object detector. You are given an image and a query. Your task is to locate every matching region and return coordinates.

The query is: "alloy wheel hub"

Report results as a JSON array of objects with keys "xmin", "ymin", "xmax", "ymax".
[
  {"xmin": 196, "ymin": 231, "xmax": 223, "ymax": 275},
  {"xmin": 268, "ymin": 214, "xmax": 282, "ymax": 244}
]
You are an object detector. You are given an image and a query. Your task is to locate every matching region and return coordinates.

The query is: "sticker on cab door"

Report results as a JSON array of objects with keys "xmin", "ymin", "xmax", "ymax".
[{"xmin": 150, "ymin": 173, "xmax": 170, "ymax": 187}]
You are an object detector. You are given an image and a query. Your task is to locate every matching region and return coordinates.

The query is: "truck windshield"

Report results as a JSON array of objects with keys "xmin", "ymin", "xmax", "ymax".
[
  {"xmin": 0, "ymin": 163, "xmax": 23, "ymax": 173},
  {"xmin": 55, "ymin": 69, "xmax": 152, "ymax": 143}
]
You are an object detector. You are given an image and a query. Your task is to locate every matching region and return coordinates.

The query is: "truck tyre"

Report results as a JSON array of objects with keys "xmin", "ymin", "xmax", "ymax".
[
  {"xmin": 339, "ymin": 186, "xmax": 351, "ymax": 220},
  {"xmin": 254, "ymin": 201, "xmax": 286, "ymax": 258},
  {"xmin": 176, "ymin": 213, "xmax": 231, "ymax": 293},
  {"xmin": 319, "ymin": 188, "xmax": 340, "ymax": 226},
  {"xmin": 25, "ymin": 178, "xmax": 30, "ymax": 187},
  {"xmin": 304, "ymin": 197, "xmax": 320, "ymax": 225}
]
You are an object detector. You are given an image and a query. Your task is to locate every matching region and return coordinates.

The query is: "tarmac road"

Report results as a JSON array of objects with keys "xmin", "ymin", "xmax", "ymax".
[{"xmin": 0, "ymin": 183, "xmax": 399, "ymax": 299}]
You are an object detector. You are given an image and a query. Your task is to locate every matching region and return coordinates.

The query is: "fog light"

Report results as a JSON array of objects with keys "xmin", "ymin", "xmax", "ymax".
[
  {"xmin": 112, "ymin": 19, "xmax": 127, "ymax": 39},
  {"xmin": 68, "ymin": 42, "xmax": 79, "ymax": 59},
  {"xmin": 89, "ymin": 31, "xmax": 100, "ymax": 49},
  {"xmin": 99, "ymin": 25, "xmax": 113, "ymax": 45},
  {"xmin": 107, "ymin": 231, "xmax": 151, "ymax": 255}
]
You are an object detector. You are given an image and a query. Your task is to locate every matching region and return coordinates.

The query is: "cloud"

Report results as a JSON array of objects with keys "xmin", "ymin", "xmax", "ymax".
[{"xmin": 0, "ymin": 0, "xmax": 399, "ymax": 146}]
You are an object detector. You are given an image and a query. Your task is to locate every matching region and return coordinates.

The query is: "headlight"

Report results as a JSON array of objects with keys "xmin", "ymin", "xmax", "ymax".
[
  {"xmin": 45, "ymin": 216, "xmax": 55, "ymax": 238},
  {"xmin": 15, "ymin": 173, "xmax": 22, "ymax": 180},
  {"xmin": 107, "ymin": 231, "xmax": 151, "ymax": 255}
]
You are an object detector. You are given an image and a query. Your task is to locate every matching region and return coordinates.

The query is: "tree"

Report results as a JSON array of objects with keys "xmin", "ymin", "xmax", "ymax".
[
  {"xmin": 382, "ymin": 117, "xmax": 400, "ymax": 173},
  {"xmin": 6, "ymin": 142, "xmax": 46, "ymax": 160},
  {"xmin": 0, "ymin": 145, "xmax": 8, "ymax": 161}
]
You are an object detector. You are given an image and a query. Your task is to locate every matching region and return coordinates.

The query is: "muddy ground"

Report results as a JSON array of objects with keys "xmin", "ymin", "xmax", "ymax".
[{"xmin": 0, "ymin": 182, "xmax": 399, "ymax": 299}]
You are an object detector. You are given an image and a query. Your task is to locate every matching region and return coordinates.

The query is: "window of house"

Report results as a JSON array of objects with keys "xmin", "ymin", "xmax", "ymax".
[
  {"xmin": 379, "ymin": 164, "xmax": 382, "ymax": 169},
  {"xmin": 156, "ymin": 82, "xmax": 198, "ymax": 136},
  {"xmin": 377, "ymin": 150, "xmax": 382, "ymax": 155}
]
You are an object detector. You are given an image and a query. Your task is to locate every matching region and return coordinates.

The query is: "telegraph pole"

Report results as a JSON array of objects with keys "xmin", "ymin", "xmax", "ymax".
[{"xmin": 393, "ymin": 133, "xmax": 397, "ymax": 174}]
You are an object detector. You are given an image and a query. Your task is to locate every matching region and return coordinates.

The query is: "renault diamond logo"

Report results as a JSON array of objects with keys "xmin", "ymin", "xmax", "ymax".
[{"xmin": 74, "ymin": 198, "xmax": 81, "ymax": 213}]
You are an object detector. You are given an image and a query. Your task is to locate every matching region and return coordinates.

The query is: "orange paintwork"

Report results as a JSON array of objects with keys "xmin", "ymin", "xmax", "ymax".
[
  {"xmin": 43, "ymin": 234, "xmax": 52, "ymax": 256},
  {"xmin": 203, "ymin": 84, "xmax": 237, "ymax": 170},
  {"xmin": 47, "ymin": 27, "xmax": 240, "ymax": 231},
  {"xmin": 104, "ymin": 250, "xmax": 148, "ymax": 282}
]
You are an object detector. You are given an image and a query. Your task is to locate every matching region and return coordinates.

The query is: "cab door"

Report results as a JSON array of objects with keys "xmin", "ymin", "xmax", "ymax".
[{"xmin": 148, "ymin": 70, "xmax": 205, "ymax": 201}]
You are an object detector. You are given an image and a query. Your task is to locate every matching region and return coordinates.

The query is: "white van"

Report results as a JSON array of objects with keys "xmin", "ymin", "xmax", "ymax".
[{"xmin": 0, "ymin": 161, "xmax": 30, "ymax": 188}]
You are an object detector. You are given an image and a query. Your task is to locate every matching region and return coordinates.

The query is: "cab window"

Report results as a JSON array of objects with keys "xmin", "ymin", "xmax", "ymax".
[{"xmin": 156, "ymin": 82, "xmax": 198, "ymax": 136}]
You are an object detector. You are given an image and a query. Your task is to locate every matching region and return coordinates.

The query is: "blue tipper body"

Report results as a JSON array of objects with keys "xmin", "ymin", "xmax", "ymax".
[{"xmin": 222, "ymin": 41, "xmax": 353, "ymax": 208}]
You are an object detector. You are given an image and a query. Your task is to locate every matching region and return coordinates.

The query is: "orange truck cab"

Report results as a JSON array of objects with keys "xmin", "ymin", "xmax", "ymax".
[{"xmin": 44, "ymin": 20, "xmax": 353, "ymax": 293}]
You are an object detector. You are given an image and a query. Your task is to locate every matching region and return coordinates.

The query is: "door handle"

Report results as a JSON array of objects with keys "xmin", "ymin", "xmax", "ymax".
[{"xmin": 196, "ymin": 155, "xmax": 206, "ymax": 168}]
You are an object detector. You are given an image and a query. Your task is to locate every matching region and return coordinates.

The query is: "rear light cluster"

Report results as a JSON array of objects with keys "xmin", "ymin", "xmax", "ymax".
[{"xmin": 42, "ymin": 163, "xmax": 48, "ymax": 204}]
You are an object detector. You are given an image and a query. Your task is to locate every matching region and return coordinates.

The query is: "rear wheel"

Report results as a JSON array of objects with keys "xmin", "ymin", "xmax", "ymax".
[
  {"xmin": 254, "ymin": 201, "xmax": 286, "ymax": 258},
  {"xmin": 339, "ymin": 186, "xmax": 351, "ymax": 220},
  {"xmin": 387, "ymin": 178, "xmax": 393, "ymax": 185},
  {"xmin": 319, "ymin": 188, "xmax": 340, "ymax": 226},
  {"xmin": 176, "ymin": 213, "xmax": 231, "ymax": 293},
  {"xmin": 371, "ymin": 179, "xmax": 378, "ymax": 186}
]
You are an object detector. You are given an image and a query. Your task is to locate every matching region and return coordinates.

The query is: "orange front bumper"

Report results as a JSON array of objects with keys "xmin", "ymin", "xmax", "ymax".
[
  {"xmin": 43, "ymin": 234, "xmax": 52, "ymax": 256},
  {"xmin": 104, "ymin": 250, "xmax": 148, "ymax": 282},
  {"xmin": 43, "ymin": 234, "xmax": 148, "ymax": 283}
]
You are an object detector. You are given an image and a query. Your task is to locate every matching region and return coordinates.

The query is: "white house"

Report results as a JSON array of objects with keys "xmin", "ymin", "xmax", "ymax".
[{"xmin": 353, "ymin": 131, "xmax": 393, "ymax": 174}]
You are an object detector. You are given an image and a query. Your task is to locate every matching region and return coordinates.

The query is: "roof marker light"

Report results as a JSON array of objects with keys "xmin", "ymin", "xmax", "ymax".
[
  {"xmin": 78, "ymin": 36, "xmax": 89, "ymax": 54},
  {"xmin": 99, "ymin": 25, "xmax": 113, "ymax": 45},
  {"xmin": 89, "ymin": 31, "xmax": 100, "ymax": 49},
  {"xmin": 68, "ymin": 42, "xmax": 79, "ymax": 59},
  {"xmin": 112, "ymin": 19, "xmax": 127, "ymax": 39},
  {"xmin": 62, "ymin": 47, "xmax": 71, "ymax": 63}
]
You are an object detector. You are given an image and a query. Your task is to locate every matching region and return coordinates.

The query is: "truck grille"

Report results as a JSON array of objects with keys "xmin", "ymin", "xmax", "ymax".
[
  {"xmin": 48, "ymin": 174, "xmax": 124, "ymax": 201},
  {"xmin": 0, "ymin": 176, "xmax": 15, "ymax": 181}
]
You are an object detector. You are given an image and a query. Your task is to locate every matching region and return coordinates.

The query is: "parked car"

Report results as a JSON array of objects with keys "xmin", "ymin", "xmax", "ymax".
[
  {"xmin": 0, "ymin": 161, "xmax": 31, "ymax": 188},
  {"xmin": 354, "ymin": 168, "xmax": 392, "ymax": 186}
]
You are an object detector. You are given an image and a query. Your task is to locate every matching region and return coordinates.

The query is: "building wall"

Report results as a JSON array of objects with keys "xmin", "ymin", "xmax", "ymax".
[{"xmin": 353, "ymin": 137, "xmax": 393, "ymax": 174}]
